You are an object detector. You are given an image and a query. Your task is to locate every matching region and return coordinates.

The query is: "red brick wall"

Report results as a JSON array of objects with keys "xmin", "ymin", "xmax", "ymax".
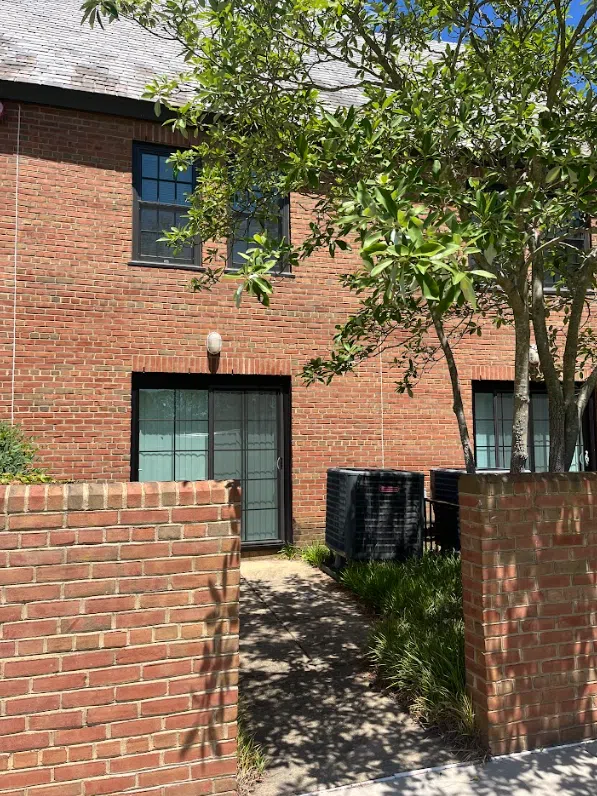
[
  {"xmin": 0, "ymin": 98, "xmax": 570, "ymax": 542},
  {"xmin": 0, "ymin": 479, "xmax": 240, "ymax": 796},
  {"xmin": 460, "ymin": 472, "xmax": 597, "ymax": 754}
]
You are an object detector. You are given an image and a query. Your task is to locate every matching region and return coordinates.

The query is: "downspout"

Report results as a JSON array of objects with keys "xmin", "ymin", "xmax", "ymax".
[{"xmin": 10, "ymin": 103, "xmax": 21, "ymax": 425}]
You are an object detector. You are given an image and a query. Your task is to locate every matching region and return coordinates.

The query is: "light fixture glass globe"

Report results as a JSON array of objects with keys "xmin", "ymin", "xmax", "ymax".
[{"xmin": 206, "ymin": 331, "xmax": 222, "ymax": 355}]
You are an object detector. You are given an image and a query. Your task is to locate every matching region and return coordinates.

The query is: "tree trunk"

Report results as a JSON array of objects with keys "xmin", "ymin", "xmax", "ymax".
[
  {"xmin": 548, "ymin": 392, "xmax": 567, "ymax": 472},
  {"xmin": 429, "ymin": 306, "xmax": 476, "ymax": 473},
  {"xmin": 511, "ymin": 311, "xmax": 530, "ymax": 473},
  {"xmin": 563, "ymin": 400, "xmax": 581, "ymax": 472}
]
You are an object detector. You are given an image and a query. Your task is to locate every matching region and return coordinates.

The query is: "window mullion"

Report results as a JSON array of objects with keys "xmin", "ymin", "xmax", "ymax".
[
  {"xmin": 173, "ymin": 390, "xmax": 177, "ymax": 482},
  {"xmin": 494, "ymin": 391, "xmax": 500, "ymax": 469}
]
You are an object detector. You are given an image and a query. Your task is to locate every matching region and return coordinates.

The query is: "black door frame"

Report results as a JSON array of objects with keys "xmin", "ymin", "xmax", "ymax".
[{"xmin": 130, "ymin": 372, "xmax": 292, "ymax": 547}]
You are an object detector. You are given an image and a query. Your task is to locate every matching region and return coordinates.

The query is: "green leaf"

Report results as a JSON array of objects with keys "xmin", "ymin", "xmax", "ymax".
[
  {"xmin": 370, "ymin": 259, "xmax": 394, "ymax": 276},
  {"xmin": 470, "ymin": 269, "xmax": 495, "ymax": 279},
  {"xmin": 459, "ymin": 276, "xmax": 477, "ymax": 307},
  {"xmin": 546, "ymin": 166, "xmax": 560, "ymax": 184}
]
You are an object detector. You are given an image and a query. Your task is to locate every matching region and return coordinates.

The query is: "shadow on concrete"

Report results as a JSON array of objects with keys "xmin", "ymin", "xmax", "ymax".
[
  {"xmin": 326, "ymin": 741, "xmax": 597, "ymax": 796},
  {"xmin": 240, "ymin": 559, "xmax": 454, "ymax": 796}
]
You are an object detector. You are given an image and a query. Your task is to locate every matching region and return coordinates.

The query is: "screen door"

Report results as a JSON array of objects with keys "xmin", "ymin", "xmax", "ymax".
[{"xmin": 213, "ymin": 390, "xmax": 283, "ymax": 543}]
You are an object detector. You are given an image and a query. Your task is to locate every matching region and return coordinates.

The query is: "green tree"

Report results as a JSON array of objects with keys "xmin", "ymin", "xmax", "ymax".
[{"xmin": 85, "ymin": 0, "xmax": 597, "ymax": 473}]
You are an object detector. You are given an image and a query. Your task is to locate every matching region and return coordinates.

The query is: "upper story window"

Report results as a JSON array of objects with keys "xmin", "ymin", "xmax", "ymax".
[
  {"xmin": 544, "ymin": 212, "xmax": 591, "ymax": 289},
  {"xmin": 132, "ymin": 142, "xmax": 200, "ymax": 269},
  {"xmin": 229, "ymin": 191, "xmax": 290, "ymax": 273}
]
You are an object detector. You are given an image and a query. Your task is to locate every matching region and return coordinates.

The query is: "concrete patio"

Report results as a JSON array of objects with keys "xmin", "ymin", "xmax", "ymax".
[{"xmin": 240, "ymin": 557, "xmax": 454, "ymax": 795}]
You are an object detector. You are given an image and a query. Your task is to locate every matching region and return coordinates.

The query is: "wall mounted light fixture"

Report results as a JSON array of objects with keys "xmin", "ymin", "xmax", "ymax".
[{"xmin": 206, "ymin": 331, "xmax": 223, "ymax": 356}]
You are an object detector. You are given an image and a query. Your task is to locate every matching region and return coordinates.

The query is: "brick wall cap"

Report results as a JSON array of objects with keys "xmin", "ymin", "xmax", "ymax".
[{"xmin": 0, "ymin": 480, "xmax": 241, "ymax": 513}]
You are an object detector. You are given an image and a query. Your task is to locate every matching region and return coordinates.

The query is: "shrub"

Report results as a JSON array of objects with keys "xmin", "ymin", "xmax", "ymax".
[
  {"xmin": 341, "ymin": 553, "xmax": 478, "ymax": 746},
  {"xmin": 0, "ymin": 471, "xmax": 52, "ymax": 485},
  {"xmin": 300, "ymin": 542, "xmax": 332, "ymax": 568},
  {"xmin": 0, "ymin": 422, "xmax": 40, "ymax": 476}
]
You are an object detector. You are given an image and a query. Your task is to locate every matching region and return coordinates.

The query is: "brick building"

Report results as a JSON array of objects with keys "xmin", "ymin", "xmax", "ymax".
[{"xmin": 1, "ymin": 0, "xmax": 596, "ymax": 547}]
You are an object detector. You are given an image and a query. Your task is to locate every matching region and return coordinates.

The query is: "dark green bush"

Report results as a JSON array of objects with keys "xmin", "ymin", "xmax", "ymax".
[
  {"xmin": 0, "ymin": 422, "xmax": 49, "ymax": 482},
  {"xmin": 341, "ymin": 553, "xmax": 477, "ymax": 744},
  {"xmin": 0, "ymin": 422, "xmax": 38, "ymax": 475}
]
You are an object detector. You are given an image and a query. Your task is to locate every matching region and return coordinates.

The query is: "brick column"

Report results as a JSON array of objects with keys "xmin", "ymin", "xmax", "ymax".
[
  {"xmin": 460, "ymin": 472, "xmax": 597, "ymax": 754},
  {"xmin": 0, "ymin": 480, "xmax": 240, "ymax": 796}
]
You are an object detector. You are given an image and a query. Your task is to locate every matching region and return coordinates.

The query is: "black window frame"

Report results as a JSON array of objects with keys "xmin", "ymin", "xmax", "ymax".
[
  {"xmin": 131, "ymin": 142, "xmax": 202, "ymax": 271},
  {"xmin": 472, "ymin": 380, "xmax": 597, "ymax": 472},
  {"xmin": 227, "ymin": 193, "xmax": 291, "ymax": 274}
]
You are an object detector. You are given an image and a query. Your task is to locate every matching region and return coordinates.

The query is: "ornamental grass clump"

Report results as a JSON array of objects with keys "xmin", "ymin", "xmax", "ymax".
[
  {"xmin": 341, "ymin": 553, "xmax": 477, "ymax": 746},
  {"xmin": 237, "ymin": 699, "xmax": 267, "ymax": 795}
]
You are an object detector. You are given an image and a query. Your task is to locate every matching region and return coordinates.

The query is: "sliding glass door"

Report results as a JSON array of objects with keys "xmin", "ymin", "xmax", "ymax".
[
  {"xmin": 133, "ymin": 377, "xmax": 289, "ymax": 545},
  {"xmin": 213, "ymin": 391, "xmax": 281, "ymax": 543}
]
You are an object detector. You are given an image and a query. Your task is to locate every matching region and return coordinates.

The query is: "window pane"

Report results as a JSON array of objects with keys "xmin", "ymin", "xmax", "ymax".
[
  {"xmin": 476, "ymin": 447, "xmax": 495, "ymax": 469},
  {"xmin": 141, "ymin": 179, "xmax": 158, "ymax": 201},
  {"xmin": 214, "ymin": 450, "xmax": 242, "ymax": 480},
  {"xmin": 140, "ymin": 207, "xmax": 159, "ymax": 231},
  {"xmin": 474, "ymin": 393, "xmax": 494, "ymax": 420},
  {"xmin": 141, "ymin": 153, "xmax": 158, "ymax": 179},
  {"xmin": 176, "ymin": 390, "xmax": 208, "ymax": 421},
  {"xmin": 246, "ymin": 449, "xmax": 276, "ymax": 479},
  {"xmin": 231, "ymin": 218, "xmax": 261, "ymax": 269},
  {"xmin": 139, "ymin": 232, "xmax": 158, "ymax": 258},
  {"xmin": 159, "ymin": 181, "xmax": 176, "ymax": 204},
  {"xmin": 245, "ymin": 479, "xmax": 277, "ymax": 510},
  {"xmin": 244, "ymin": 508, "xmax": 278, "ymax": 542},
  {"xmin": 175, "ymin": 451, "xmax": 207, "ymax": 481},
  {"xmin": 177, "ymin": 169, "xmax": 193, "ymax": 185},
  {"xmin": 176, "ymin": 183, "xmax": 191, "ymax": 204},
  {"xmin": 531, "ymin": 394, "xmax": 550, "ymax": 473},
  {"xmin": 139, "ymin": 452, "xmax": 173, "ymax": 482},
  {"xmin": 139, "ymin": 420, "xmax": 174, "ymax": 452},
  {"xmin": 159, "ymin": 155, "xmax": 174, "ymax": 180},
  {"xmin": 138, "ymin": 390, "xmax": 174, "ymax": 450},
  {"xmin": 474, "ymin": 392, "xmax": 497, "ymax": 469},
  {"xmin": 158, "ymin": 209, "xmax": 175, "ymax": 231},
  {"xmin": 531, "ymin": 394, "xmax": 549, "ymax": 420},
  {"xmin": 475, "ymin": 419, "xmax": 495, "ymax": 449}
]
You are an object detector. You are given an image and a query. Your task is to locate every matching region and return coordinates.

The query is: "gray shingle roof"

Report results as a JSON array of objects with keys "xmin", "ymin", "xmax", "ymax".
[
  {"xmin": 0, "ymin": 0, "xmax": 371, "ymax": 109},
  {"xmin": 0, "ymin": 0, "xmax": 186, "ymax": 103}
]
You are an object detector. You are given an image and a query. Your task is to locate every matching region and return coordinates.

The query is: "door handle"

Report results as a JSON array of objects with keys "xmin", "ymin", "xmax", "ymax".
[{"xmin": 276, "ymin": 457, "xmax": 283, "ymax": 471}]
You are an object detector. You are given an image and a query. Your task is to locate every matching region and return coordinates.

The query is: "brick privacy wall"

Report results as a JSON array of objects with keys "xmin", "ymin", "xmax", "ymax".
[
  {"xmin": 1, "ymin": 99, "xmax": 591, "ymax": 543},
  {"xmin": 0, "ymin": 479, "xmax": 240, "ymax": 796},
  {"xmin": 460, "ymin": 472, "xmax": 597, "ymax": 754}
]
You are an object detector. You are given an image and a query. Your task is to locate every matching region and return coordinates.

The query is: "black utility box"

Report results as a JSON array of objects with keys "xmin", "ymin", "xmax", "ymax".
[{"xmin": 325, "ymin": 468, "xmax": 425, "ymax": 561}]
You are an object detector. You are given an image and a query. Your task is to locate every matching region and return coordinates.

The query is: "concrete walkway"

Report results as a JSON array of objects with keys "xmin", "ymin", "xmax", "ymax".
[
  {"xmin": 310, "ymin": 740, "xmax": 597, "ymax": 796},
  {"xmin": 240, "ymin": 558, "xmax": 454, "ymax": 796}
]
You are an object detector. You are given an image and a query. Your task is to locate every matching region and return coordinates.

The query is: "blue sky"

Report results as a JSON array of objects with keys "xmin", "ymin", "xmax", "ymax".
[{"xmin": 569, "ymin": 1, "xmax": 591, "ymax": 23}]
